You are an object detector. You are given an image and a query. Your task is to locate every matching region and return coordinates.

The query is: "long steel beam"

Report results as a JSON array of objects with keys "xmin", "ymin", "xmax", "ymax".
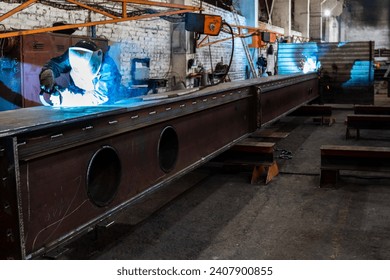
[{"xmin": 0, "ymin": 73, "xmax": 318, "ymax": 259}]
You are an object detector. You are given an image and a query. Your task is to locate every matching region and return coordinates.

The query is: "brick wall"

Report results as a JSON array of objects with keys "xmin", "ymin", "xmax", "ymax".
[
  {"xmin": 0, "ymin": 0, "xmax": 247, "ymax": 89},
  {"xmin": 190, "ymin": 1, "xmax": 248, "ymax": 81}
]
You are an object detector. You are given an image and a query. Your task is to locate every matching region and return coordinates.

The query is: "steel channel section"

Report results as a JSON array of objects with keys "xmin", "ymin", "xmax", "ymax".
[
  {"xmin": 0, "ymin": 73, "xmax": 318, "ymax": 259},
  {"xmin": 0, "ymin": 138, "xmax": 24, "ymax": 259},
  {"xmin": 260, "ymin": 75, "xmax": 319, "ymax": 125}
]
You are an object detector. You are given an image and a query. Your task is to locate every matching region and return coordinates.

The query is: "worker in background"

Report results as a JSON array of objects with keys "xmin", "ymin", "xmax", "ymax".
[
  {"xmin": 257, "ymin": 54, "xmax": 268, "ymax": 77},
  {"xmin": 39, "ymin": 39, "xmax": 124, "ymax": 106}
]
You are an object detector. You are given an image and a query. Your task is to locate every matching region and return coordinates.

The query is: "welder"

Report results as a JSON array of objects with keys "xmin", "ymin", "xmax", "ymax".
[{"xmin": 39, "ymin": 40, "xmax": 123, "ymax": 106}]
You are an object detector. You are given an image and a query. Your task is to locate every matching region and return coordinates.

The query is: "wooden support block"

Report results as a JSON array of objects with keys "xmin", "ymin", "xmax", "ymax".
[
  {"xmin": 265, "ymin": 161, "xmax": 279, "ymax": 184},
  {"xmin": 251, "ymin": 165, "xmax": 265, "ymax": 184},
  {"xmin": 214, "ymin": 139, "xmax": 279, "ymax": 184},
  {"xmin": 251, "ymin": 161, "xmax": 279, "ymax": 185}
]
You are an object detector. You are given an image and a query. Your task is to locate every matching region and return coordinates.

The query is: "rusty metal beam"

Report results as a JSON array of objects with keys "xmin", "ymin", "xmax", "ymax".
[
  {"xmin": 196, "ymin": 23, "xmax": 283, "ymax": 48},
  {"xmin": 0, "ymin": 9, "xmax": 195, "ymax": 39},
  {"xmin": 197, "ymin": 32, "xmax": 254, "ymax": 48},
  {"xmin": 196, "ymin": 25, "xmax": 257, "ymax": 48},
  {"xmin": 122, "ymin": 1, "xmax": 127, "ymax": 18},
  {"xmin": 111, "ymin": 0, "xmax": 202, "ymax": 11},
  {"xmin": 0, "ymin": 0, "xmax": 38, "ymax": 22},
  {"xmin": 320, "ymin": 145, "xmax": 390, "ymax": 187},
  {"xmin": 66, "ymin": 0, "xmax": 119, "ymax": 19},
  {"xmin": 0, "ymin": 0, "xmax": 201, "ymax": 39},
  {"xmin": 0, "ymin": 73, "xmax": 319, "ymax": 259}
]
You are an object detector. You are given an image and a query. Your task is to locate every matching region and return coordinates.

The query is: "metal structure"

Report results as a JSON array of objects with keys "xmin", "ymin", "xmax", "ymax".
[
  {"xmin": 0, "ymin": 72, "xmax": 319, "ymax": 259},
  {"xmin": 278, "ymin": 41, "xmax": 375, "ymax": 104},
  {"xmin": 196, "ymin": 24, "xmax": 280, "ymax": 49},
  {"xmin": 0, "ymin": 0, "xmax": 201, "ymax": 39}
]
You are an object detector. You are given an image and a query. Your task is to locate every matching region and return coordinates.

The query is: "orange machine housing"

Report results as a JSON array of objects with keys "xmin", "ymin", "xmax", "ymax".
[
  {"xmin": 249, "ymin": 31, "xmax": 277, "ymax": 48},
  {"xmin": 185, "ymin": 13, "xmax": 222, "ymax": 36},
  {"xmin": 203, "ymin": 15, "xmax": 222, "ymax": 36}
]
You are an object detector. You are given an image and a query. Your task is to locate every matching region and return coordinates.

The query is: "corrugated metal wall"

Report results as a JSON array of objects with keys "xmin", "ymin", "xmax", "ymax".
[
  {"xmin": 278, "ymin": 42, "xmax": 319, "ymax": 75},
  {"xmin": 278, "ymin": 41, "xmax": 375, "ymax": 104}
]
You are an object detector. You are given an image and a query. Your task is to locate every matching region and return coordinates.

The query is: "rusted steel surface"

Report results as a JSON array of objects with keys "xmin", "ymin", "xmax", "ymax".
[
  {"xmin": 260, "ymin": 75, "xmax": 319, "ymax": 125},
  {"xmin": 278, "ymin": 41, "xmax": 375, "ymax": 105},
  {"xmin": 354, "ymin": 105, "xmax": 390, "ymax": 115},
  {"xmin": 0, "ymin": 1, "xmax": 201, "ymax": 39},
  {"xmin": 346, "ymin": 114, "xmax": 390, "ymax": 139},
  {"xmin": 320, "ymin": 145, "xmax": 390, "ymax": 187},
  {"xmin": 0, "ymin": 72, "xmax": 318, "ymax": 259},
  {"xmin": 347, "ymin": 114, "xmax": 390, "ymax": 130},
  {"xmin": 321, "ymin": 145, "xmax": 390, "ymax": 159},
  {"xmin": 232, "ymin": 140, "xmax": 275, "ymax": 154}
]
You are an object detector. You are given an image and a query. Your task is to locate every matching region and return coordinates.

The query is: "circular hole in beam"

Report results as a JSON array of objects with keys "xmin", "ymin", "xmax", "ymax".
[
  {"xmin": 87, "ymin": 146, "xmax": 121, "ymax": 207},
  {"xmin": 158, "ymin": 126, "xmax": 179, "ymax": 173}
]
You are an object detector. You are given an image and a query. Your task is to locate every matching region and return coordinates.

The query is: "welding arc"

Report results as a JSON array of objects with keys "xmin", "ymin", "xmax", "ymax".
[
  {"xmin": 39, "ymin": 91, "xmax": 53, "ymax": 107},
  {"xmin": 39, "ymin": 85, "xmax": 63, "ymax": 106}
]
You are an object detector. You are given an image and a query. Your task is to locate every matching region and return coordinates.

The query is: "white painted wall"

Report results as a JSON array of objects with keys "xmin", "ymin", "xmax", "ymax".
[{"xmin": 339, "ymin": 0, "xmax": 389, "ymax": 49}]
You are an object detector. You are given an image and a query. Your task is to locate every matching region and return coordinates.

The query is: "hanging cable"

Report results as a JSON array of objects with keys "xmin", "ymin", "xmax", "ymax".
[
  {"xmin": 208, "ymin": 36, "xmax": 215, "ymax": 85},
  {"xmin": 207, "ymin": 21, "xmax": 235, "ymax": 87},
  {"xmin": 200, "ymin": 21, "xmax": 235, "ymax": 88}
]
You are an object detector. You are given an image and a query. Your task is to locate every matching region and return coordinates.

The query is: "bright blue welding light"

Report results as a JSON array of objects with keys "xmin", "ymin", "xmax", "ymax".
[
  {"xmin": 278, "ymin": 42, "xmax": 320, "ymax": 75},
  {"xmin": 338, "ymin": 42, "xmax": 348, "ymax": 48},
  {"xmin": 53, "ymin": 42, "xmax": 128, "ymax": 107},
  {"xmin": 302, "ymin": 57, "xmax": 321, "ymax": 74},
  {"xmin": 50, "ymin": 88, "xmax": 108, "ymax": 107},
  {"xmin": 342, "ymin": 60, "xmax": 373, "ymax": 87}
]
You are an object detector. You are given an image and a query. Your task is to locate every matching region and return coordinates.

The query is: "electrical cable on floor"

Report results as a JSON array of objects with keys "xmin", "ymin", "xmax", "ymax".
[{"xmin": 278, "ymin": 171, "xmax": 320, "ymax": 177}]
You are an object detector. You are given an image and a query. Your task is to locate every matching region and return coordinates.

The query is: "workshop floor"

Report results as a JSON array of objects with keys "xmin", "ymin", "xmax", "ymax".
[{"xmin": 56, "ymin": 93, "xmax": 390, "ymax": 260}]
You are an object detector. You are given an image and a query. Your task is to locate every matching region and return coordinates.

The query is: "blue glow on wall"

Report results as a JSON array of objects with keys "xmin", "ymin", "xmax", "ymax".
[
  {"xmin": 342, "ymin": 60, "xmax": 374, "ymax": 87},
  {"xmin": 278, "ymin": 42, "xmax": 320, "ymax": 75},
  {"xmin": 337, "ymin": 42, "xmax": 348, "ymax": 48}
]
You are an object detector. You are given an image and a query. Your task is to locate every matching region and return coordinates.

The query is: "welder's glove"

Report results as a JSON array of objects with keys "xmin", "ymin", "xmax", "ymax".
[
  {"xmin": 49, "ymin": 93, "xmax": 62, "ymax": 107},
  {"xmin": 39, "ymin": 69, "xmax": 55, "ymax": 93}
]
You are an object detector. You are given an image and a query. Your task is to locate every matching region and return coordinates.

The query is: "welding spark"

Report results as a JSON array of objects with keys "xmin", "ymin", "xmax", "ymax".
[
  {"xmin": 50, "ymin": 88, "xmax": 107, "ymax": 107},
  {"xmin": 301, "ymin": 57, "xmax": 321, "ymax": 74}
]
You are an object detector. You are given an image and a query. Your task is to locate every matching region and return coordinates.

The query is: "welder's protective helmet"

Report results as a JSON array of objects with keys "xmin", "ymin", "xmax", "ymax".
[{"xmin": 69, "ymin": 40, "xmax": 103, "ymax": 78}]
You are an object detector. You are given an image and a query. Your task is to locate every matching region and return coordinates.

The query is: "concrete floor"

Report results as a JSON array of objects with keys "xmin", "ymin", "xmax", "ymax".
[{"xmin": 55, "ymin": 94, "xmax": 390, "ymax": 260}]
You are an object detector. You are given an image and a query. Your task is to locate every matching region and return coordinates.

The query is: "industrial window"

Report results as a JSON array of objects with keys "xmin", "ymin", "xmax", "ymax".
[{"xmin": 202, "ymin": 0, "xmax": 233, "ymax": 11}]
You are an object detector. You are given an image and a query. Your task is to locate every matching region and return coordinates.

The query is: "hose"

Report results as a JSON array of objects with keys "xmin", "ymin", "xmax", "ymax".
[{"xmin": 203, "ymin": 21, "xmax": 235, "ymax": 88}]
